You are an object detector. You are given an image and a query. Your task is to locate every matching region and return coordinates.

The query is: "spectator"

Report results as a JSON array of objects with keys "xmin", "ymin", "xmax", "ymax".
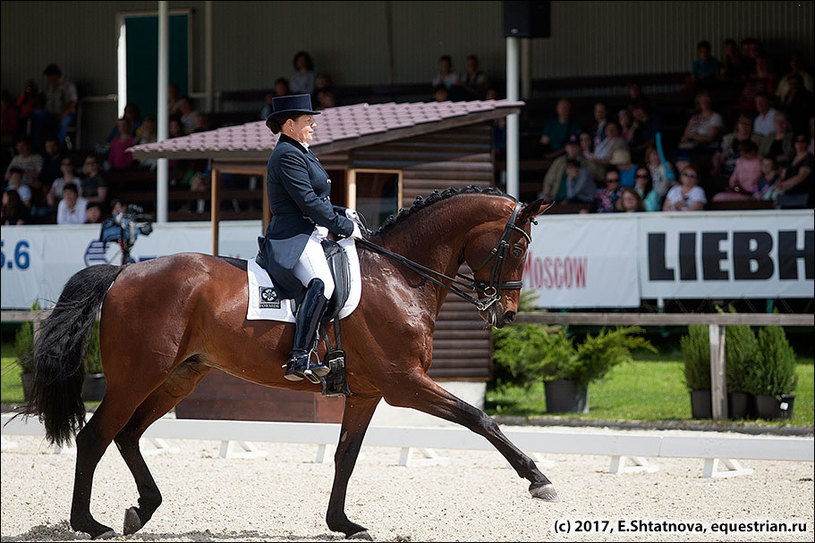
[
  {"xmin": 274, "ymin": 77, "xmax": 290, "ymax": 98},
  {"xmin": 290, "ymin": 51, "xmax": 316, "ymax": 95},
  {"xmin": 780, "ymin": 74, "xmax": 815, "ymax": 134},
  {"xmin": 1, "ymin": 90, "xmax": 19, "ymax": 148},
  {"xmin": 758, "ymin": 111, "xmax": 793, "ymax": 166},
  {"xmin": 678, "ymin": 91, "xmax": 724, "ymax": 151},
  {"xmin": 775, "ymin": 52, "xmax": 814, "ymax": 102},
  {"xmin": 40, "ymin": 63, "xmax": 78, "ymax": 147},
  {"xmin": 486, "ymin": 88, "xmax": 506, "ymax": 162},
  {"xmin": 261, "ymin": 92, "xmax": 275, "ymax": 120},
  {"xmin": 731, "ymin": 55, "xmax": 777, "ymax": 112},
  {"xmin": 609, "ymin": 149, "xmax": 636, "ymax": 188},
  {"xmin": 262, "ymin": 78, "xmax": 293, "ymax": 119},
  {"xmin": 578, "ymin": 131, "xmax": 593, "ymax": 160},
  {"xmin": 85, "ymin": 202, "xmax": 103, "ymax": 224},
  {"xmin": 751, "ymin": 92, "xmax": 777, "ymax": 137},
  {"xmin": 459, "ymin": 54, "xmax": 488, "ymax": 99},
  {"xmin": 644, "ymin": 146, "xmax": 677, "ymax": 200},
  {"xmin": 47, "ymin": 155, "xmax": 83, "ymax": 209},
  {"xmin": 739, "ymin": 37, "xmax": 762, "ymax": 75},
  {"xmin": 591, "ymin": 102, "xmax": 608, "ymax": 148},
  {"xmin": 81, "ymin": 154, "xmax": 107, "ymax": 204},
  {"xmin": 168, "ymin": 82, "xmax": 182, "ymax": 116},
  {"xmin": 616, "ymin": 186, "xmax": 645, "ymax": 213},
  {"xmin": 1, "ymin": 188, "xmax": 28, "ymax": 225},
  {"xmin": 315, "ymin": 88, "xmax": 338, "ymax": 110},
  {"xmin": 4, "ymin": 136, "xmax": 43, "ymax": 185},
  {"xmin": 632, "ymin": 166, "xmax": 661, "ymax": 212},
  {"xmin": 628, "ymin": 106, "xmax": 661, "ymax": 162},
  {"xmin": 14, "ymin": 80, "xmax": 41, "ymax": 134},
  {"xmin": 56, "ymin": 182, "xmax": 87, "ymax": 224},
  {"xmin": 560, "ymin": 158, "xmax": 597, "ymax": 204},
  {"xmin": 541, "ymin": 134, "xmax": 590, "ymax": 200},
  {"xmin": 626, "ymin": 82, "xmax": 650, "ymax": 111},
  {"xmin": 712, "ymin": 113, "xmax": 762, "ymax": 178},
  {"xmin": 108, "ymin": 117, "xmax": 136, "ymax": 170},
  {"xmin": 177, "ymin": 96, "xmax": 200, "ymax": 135},
  {"xmin": 169, "ymin": 117, "xmax": 183, "ymax": 139},
  {"xmin": 591, "ymin": 166, "xmax": 622, "ymax": 213},
  {"xmin": 107, "ymin": 103, "xmax": 142, "ymax": 143},
  {"xmin": 663, "ymin": 166, "xmax": 707, "ymax": 211},
  {"xmin": 432, "ymin": 86, "xmax": 449, "ymax": 102},
  {"xmin": 432, "ymin": 55, "xmax": 461, "ymax": 100},
  {"xmin": 590, "ymin": 121, "xmax": 628, "ymax": 164},
  {"xmin": 136, "ymin": 116, "xmax": 157, "ymax": 171},
  {"xmin": 686, "ymin": 40, "xmax": 721, "ymax": 92},
  {"xmin": 755, "ymin": 156, "xmax": 780, "ymax": 203},
  {"xmin": 618, "ymin": 109, "xmax": 633, "ymax": 141},
  {"xmin": 713, "ymin": 139, "xmax": 762, "ymax": 201},
  {"xmin": 5, "ymin": 167, "xmax": 32, "ymax": 207},
  {"xmin": 539, "ymin": 98, "xmax": 582, "ymax": 158},
  {"xmin": 718, "ymin": 38, "xmax": 748, "ymax": 90},
  {"xmin": 775, "ymin": 133, "xmax": 813, "ymax": 209},
  {"xmin": 38, "ymin": 136, "xmax": 63, "ymax": 187}
]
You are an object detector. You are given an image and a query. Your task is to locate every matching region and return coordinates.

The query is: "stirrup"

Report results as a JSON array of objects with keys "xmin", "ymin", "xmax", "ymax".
[{"xmin": 283, "ymin": 353, "xmax": 309, "ymax": 382}]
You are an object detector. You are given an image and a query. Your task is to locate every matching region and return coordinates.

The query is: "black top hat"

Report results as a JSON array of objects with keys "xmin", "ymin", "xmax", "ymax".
[{"xmin": 266, "ymin": 94, "xmax": 320, "ymax": 121}]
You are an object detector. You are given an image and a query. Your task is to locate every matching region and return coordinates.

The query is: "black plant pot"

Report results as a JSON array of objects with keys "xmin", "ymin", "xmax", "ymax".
[
  {"xmin": 754, "ymin": 394, "xmax": 795, "ymax": 420},
  {"xmin": 727, "ymin": 391, "xmax": 755, "ymax": 420},
  {"xmin": 20, "ymin": 372, "xmax": 34, "ymax": 403},
  {"xmin": 544, "ymin": 379, "xmax": 589, "ymax": 414},
  {"xmin": 689, "ymin": 389, "xmax": 712, "ymax": 419},
  {"xmin": 81, "ymin": 373, "xmax": 107, "ymax": 402}
]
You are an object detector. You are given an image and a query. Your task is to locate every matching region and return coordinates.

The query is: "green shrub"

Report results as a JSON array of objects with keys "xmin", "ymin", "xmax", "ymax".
[
  {"xmin": 83, "ymin": 322, "xmax": 103, "ymax": 374},
  {"xmin": 681, "ymin": 325, "xmax": 710, "ymax": 390},
  {"xmin": 747, "ymin": 326, "xmax": 798, "ymax": 396},
  {"xmin": 725, "ymin": 324, "xmax": 760, "ymax": 393},
  {"xmin": 13, "ymin": 299, "xmax": 41, "ymax": 374},
  {"xmin": 493, "ymin": 324, "xmax": 655, "ymax": 387}
]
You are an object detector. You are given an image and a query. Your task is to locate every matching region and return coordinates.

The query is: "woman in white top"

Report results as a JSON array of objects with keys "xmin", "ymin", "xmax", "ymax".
[
  {"xmin": 47, "ymin": 157, "xmax": 82, "ymax": 209},
  {"xmin": 663, "ymin": 166, "xmax": 707, "ymax": 211},
  {"xmin": 679, "ymin": 91, "xmax": 724, "ymax": 150}
]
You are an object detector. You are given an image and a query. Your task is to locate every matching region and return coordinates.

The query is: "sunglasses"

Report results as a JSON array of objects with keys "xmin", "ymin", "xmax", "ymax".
[
  {"xmin": 606, "ymin": 178, "xmax": 621, "ymax": 183},
  {"xmin": 635, "ymin": 174, "xmax": 649, "ymax": 178}
]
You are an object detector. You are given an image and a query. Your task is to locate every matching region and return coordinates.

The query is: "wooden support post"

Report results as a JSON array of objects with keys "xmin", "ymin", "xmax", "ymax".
[
  {"xmin": 211, "ymin": 169, "xmax": 221, "ymax": 255},
  {"xmin": 709, "ymin": 324, "xmax": 727, "ymax": 419}
]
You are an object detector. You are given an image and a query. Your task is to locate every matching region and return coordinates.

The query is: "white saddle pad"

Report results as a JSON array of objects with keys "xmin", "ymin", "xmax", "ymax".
[{"xmin": 246, "ymin": 237, "xmax": 362, "ymax": 322}]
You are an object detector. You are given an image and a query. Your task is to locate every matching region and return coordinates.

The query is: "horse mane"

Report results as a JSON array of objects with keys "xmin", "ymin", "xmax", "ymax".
[{"xmin": 373, "ymin": 185, "xmax": 516, "ymax": 236}]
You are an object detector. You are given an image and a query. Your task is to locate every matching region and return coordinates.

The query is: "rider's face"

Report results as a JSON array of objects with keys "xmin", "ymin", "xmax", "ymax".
[{"xmin": 287, "ymin": 115, "xmax": 316, "ymax": 144}]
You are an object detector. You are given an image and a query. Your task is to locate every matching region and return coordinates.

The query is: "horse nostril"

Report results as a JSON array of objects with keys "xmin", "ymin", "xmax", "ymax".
[{"xmin": 504, "ymin": 311, "xmax": 516, "ymax": 323}]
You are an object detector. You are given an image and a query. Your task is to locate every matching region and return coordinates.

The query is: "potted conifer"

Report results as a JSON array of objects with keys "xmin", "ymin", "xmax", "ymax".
[
  {"xmin": 747, "ymin": 326, "xmax": 797, "ymax": 420},
  {"xmin": 681, "ymin": 325, "xmax": 712, "ymax": 419},
  {"xmin": 81, "ymin": 322, "xmax": 106, "ymax": 402},
  {"xmin": 724, "ymin": 324, "xmax": 759, "ymax": 419},
  {"xmin": 14, "ymin": 299, "xmax": 42, "ymax": 402}
]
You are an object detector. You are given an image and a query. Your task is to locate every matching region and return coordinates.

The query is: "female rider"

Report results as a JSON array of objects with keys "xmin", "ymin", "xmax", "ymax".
[{"xmin": 261, "ymin": 94, "xmax": 362, "ymax": 382}]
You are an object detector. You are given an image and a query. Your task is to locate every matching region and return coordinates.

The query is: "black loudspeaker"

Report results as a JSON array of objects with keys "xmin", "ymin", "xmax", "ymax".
[{"xmin": 503, "ymin": 1, "xmax": 551, "ymax": 38}]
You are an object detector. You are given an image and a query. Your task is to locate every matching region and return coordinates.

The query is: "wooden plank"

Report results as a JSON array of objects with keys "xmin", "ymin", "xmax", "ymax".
[{"xmin": 514, "ymin": 312, "xmax": 815, "ymax": 327}]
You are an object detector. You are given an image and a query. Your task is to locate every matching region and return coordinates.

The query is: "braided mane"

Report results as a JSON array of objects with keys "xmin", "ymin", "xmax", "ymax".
[{"xmin": 373, "ymin": 185, "xmax": 515, "ymax": 236}]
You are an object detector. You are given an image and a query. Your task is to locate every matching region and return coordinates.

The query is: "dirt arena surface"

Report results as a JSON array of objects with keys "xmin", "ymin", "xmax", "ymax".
[{"xmin": 2, "ymin": 426, "xmax": 813, "ymax": 542}]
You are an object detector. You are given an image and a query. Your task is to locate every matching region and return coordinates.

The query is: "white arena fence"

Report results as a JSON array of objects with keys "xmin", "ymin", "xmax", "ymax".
[{"xmin": 2, "ymin": 414, "xmax": 812, "ymax": 479}]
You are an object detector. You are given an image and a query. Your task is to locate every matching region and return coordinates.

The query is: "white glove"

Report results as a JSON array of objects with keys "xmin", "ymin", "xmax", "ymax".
[
  {"xmin": 350, "ymin": 223, "xmax": 363, "ymax": 239},
  {"xmin": 345, "ymin": 209, "xmax": 359, "ymax": 221}
]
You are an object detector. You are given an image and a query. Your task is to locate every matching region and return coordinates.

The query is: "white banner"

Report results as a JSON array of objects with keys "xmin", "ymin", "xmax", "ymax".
[
  {"xmin": 639, "ymin": 210, "xmax": 814, "ymax": 299},
  {"xmin": 2, "ymin": 211, "xmax": 813, "ymax": 310},
  {"xmin": 524, "ymin": 214, "xmax": 641, "ymax": 308},
  {"xmin": 1, "ymin": 221, "xmax": 263, "ymax": 309}
]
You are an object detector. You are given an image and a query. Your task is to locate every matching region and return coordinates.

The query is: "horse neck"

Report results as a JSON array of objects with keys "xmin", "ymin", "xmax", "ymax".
[{"xmin": 371, "ymin": 195, "xmax": 510, "ymax": 311}]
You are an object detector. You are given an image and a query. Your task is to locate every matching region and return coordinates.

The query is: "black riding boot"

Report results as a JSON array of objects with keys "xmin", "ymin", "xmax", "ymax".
[{"xmin": 284, "ymin": 279, "xmax": 330, "ymax": 383}]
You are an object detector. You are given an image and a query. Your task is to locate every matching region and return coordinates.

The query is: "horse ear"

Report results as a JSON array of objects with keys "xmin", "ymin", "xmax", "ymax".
[{"xmin": 518, "ymin": 198, "xmax": 554, "ymax": 225}]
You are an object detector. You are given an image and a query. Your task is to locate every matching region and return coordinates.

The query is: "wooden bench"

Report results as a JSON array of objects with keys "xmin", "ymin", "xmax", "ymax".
[{"xmin": 707, "ymin": 199, "xmax": 776, "ymax": 211}]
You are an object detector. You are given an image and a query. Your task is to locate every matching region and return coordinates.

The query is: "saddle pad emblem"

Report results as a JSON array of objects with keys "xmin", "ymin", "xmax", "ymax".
[{"xmin": 259, "ymin": 286, "xmax": 281, "ymax": 309}]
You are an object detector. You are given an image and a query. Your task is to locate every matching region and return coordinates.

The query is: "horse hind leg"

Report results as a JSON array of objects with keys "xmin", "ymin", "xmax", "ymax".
[
  {"xmin": 381, "ymin": 372, "xmax": 558, "ymax": 501},
  {"xmin": 114, "ymin": 360, "xmax": 212, "ymax": 535}
]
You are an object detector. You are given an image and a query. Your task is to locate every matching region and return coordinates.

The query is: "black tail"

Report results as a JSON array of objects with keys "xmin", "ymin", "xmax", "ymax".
[{"xmin": 18, "ymin": 264, "xmax": 124, "ymax": 446}]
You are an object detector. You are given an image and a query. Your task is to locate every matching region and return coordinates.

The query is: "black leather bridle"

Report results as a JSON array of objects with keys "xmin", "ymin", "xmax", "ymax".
[{"xmin": 356, "ymin": 202, "xmax": 531, "ymax": 312}]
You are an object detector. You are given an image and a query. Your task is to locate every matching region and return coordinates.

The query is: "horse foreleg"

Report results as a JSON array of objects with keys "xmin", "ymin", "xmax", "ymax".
[
  {"xmin": 382, "ymin": 372, "xmax": 558, "ymax": 501},
  {"xmin": 325, "ymin": 394, "xmax": 381, "ymax": 540},
  {"xmin": 114, "ymin": 363, "xmax": 212, "ymax": 535}
]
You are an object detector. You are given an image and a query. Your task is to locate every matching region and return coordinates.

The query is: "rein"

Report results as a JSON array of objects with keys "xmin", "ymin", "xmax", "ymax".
[{"xmin": 356, "ymin": 202, "xmax": 531, "ymax": 312}]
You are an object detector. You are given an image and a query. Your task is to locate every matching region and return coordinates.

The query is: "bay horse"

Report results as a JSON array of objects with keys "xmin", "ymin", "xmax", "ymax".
[{"xmin": 21, "ymin": 186, "xmax": 557, "ymax": 540}]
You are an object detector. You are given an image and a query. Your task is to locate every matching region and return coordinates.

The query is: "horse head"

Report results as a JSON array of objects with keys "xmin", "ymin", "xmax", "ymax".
[{"xmin": 464, "ymin": 197, "xmax": 553, "ymax": 328}]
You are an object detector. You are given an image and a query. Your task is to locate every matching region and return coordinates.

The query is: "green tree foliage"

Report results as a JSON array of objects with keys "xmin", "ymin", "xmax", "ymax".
[
  {"xmin": 14, "ymin": 299, "xmax": 41, "ymax": 374},
  {"xmin": 83, "ymin": 322, "xmax": 103, "ymax": 374},
  {"xmin": 725, "ymin": 324, "xmax": 760, "ymax": 393}
]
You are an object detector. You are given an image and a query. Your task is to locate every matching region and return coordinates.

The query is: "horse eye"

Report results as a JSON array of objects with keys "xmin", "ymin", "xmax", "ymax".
[{"xmin": 512, "ymin": 246, "xmax": 524, "ymax": 258}]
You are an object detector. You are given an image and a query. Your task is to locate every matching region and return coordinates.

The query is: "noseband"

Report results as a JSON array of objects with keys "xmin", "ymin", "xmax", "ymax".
[{"xmin": 357, "ymin": 202, "xmax": 530, "ymax": 312}]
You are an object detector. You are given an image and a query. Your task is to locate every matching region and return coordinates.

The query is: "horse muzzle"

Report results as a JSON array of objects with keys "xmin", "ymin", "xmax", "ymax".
[{"xmin": 480, "ymin": 304, "xmax": 516, "ymax": 329}]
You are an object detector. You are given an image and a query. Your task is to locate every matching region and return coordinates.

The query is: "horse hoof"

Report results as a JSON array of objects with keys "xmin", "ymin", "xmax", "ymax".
[
  {"xmin": 348, "ymin": 530, "xmax": 373, "ymax": 541},
  {"xmin": 123, "ymin": 507, "xmax": 143, "ymax": 535},
  {"xmin": 530, "ymin": 483, "xmax": 559, "ymax": 502}
]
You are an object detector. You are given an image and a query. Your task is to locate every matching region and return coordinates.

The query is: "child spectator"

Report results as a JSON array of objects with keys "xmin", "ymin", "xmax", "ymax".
[
  {"xmin": 756, "ymin": 156, "xmax": 779, "ymax": 202},
  {"xmin": 85, "ymin": 202, "xmax": 103, "ymax": 224},
  {"xmin": 47, "ymin": 156, "xmax": 83, "ymax": 209},
  {"xmin": 108, "ymin": 117, "xmax": 136, "ymax": 170},
  {"xmin": 5, "ymin": 167, "xmax": 31, "ymax": 207},
  {"xmin": 714, "ymin": 139, "xmax": 762, "ymax": 201},
  {"xmin": 56, "ymin": 182, "xmax": 87, "ymax": 224},
  {"xmin": 644, "ymin": 146, "xmax": 677, "ymax": 200},
  {"xmin": 616, "ymin": 187, "xmax": 645, "ymax": 213}
]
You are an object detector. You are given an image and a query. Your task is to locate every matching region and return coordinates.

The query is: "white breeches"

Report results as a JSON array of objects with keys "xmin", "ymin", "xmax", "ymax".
[{"xmin": 292, "ymin": 229, "xmax": 334, "ymax": 300}]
